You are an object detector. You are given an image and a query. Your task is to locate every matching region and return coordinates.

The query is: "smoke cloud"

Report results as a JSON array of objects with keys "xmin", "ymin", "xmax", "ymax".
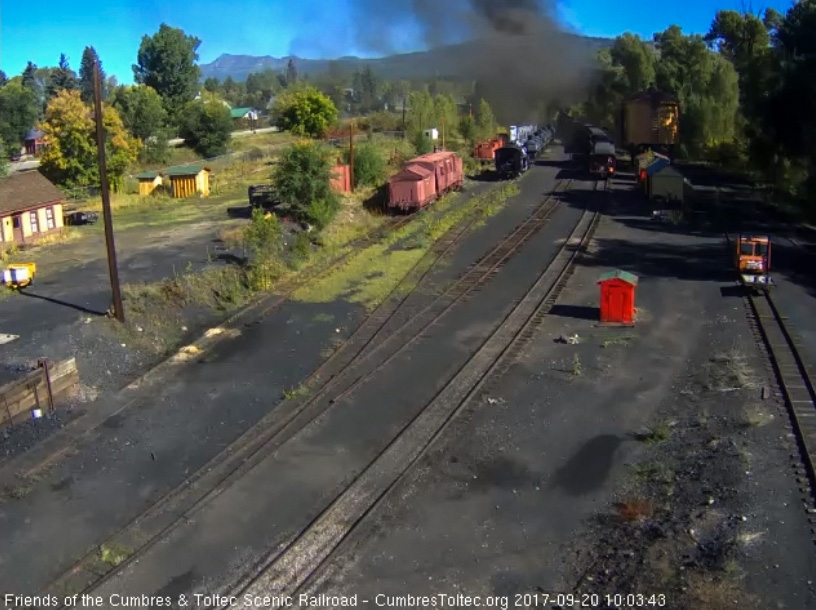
[{"xmin": 291, "ymin": 0, "xmax": 597, "ymax": 122}]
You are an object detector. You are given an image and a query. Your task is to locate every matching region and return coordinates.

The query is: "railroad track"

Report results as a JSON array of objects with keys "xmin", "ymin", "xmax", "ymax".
[
  {"xmin": 728, "ymin": 232, "xmax": 816, "ymax": 543},
  {"xmin": 222, "ymin": 184, "xmax": 604, "ymax": 604},
  {"xmin": 41, "ymin": 179, "xmax": 571, "ymax": 601}
]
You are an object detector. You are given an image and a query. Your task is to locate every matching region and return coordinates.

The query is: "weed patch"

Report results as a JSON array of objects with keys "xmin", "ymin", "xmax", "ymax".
[
  {"xmin": 704, "ymin": 348, "xmax": 756, "ymax": 391},
  {"xmin": 635, "ymin": 423, "xmax": 672, "ymax": 444},
  {"xmin": 98, "ymin": 543, "xmax": 133, "ymax": 567},
  {"xmin": 292, "ymin": 183, "xmax": 518, "ymax": 310}
]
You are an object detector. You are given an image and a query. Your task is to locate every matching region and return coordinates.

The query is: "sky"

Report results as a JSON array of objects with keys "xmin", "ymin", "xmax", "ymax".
[{"xmin": 0, "ymin": 0, "xmax": 798, "ymax": 85}]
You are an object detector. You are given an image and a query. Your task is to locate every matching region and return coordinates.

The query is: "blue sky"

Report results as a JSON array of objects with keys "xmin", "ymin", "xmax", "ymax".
[{"xmin": 1, "ymin": 0, "xmax": 797, "ymax": 85}]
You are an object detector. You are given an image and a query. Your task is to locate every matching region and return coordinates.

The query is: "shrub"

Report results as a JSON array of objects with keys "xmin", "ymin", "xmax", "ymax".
[
  {"xmin": 272, "ymin": 141, "xmax": 340, "ymax": 230},
  {"xmin": 413, "ymin": 132, "xmax": 433, "ymax": 155},
  {"xmin": 345, "ymin": 144, "xmax": 387, "ymax": 188}
]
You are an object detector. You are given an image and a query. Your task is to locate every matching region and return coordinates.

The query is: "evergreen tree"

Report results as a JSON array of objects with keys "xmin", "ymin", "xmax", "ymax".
[
  {"xmin": 49, "ymin": 54, "xmax": 78, "ymax": 98},
  {"xmin": 286, "ymin": 59, "xmax": 298, "ymax": 86},
  {"xmin": 79, "ymin": 46, "xmax": 106, "ymax": 103},
  {"xmin": 21, "ymin": 62, "xmax": 38, "ymax": 91}
]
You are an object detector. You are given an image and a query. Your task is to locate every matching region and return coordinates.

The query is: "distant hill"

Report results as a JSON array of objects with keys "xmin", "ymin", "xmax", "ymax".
[{"xmin": 199, "ymin": 35, "xmax": 618, "ymax": 82}]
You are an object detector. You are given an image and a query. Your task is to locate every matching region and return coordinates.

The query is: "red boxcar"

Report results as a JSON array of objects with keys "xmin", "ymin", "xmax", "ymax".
[
  {"xmin": 473, "ymin": 137, "xmax": 503, "ymax": 163},
  {"xmin": 389, "ymin": 164, "xmax": 437, "ymax": 211},
  {"xmin": 387, "ymin": 151, "xmax": 463, "ymax": 212}
]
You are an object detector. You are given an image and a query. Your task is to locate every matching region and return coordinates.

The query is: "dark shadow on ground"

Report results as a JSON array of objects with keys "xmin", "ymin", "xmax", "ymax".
[
  {"xmin": 18, "ymin": 290, "xmax": 107, "ymax": 316},
  {"xmin": 535, "ymin": 159, "xmax": 572, "ymax": 169},
  {"xmin": 549, "ymin": 304, "xmax": 599, "ymax": 320},
  {"xmin": 227, "ymin": 206, "xmax": 252, "ymax": 219},
  {"xmin": 468, "ymin": 170, "xmax": 498, "ymax": 182},
  {"xmin": 550, "ymin": 434, "xmax": 623, "ymax": 496},
  {"xmin": 556, "ymin": 168, "xmax": 594, "ymax": 182}
]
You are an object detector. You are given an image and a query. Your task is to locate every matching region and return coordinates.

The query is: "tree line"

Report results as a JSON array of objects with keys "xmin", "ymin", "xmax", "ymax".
[{"xmin": 575, "ymin": 0, "xmax": 816, "ymax": 207}]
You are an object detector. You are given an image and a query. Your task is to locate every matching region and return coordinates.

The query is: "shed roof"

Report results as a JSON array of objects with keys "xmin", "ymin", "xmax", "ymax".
[
  {"xmin": 25, "ymin": 129, "xmax": 44, "ymax": 141},
  {"xmin": 135, "ymin": 170, "xmax": 161, "ymax": 180},
  {"xmin": 645, "ymin": 157, "xmax": 671, "ymax": 175},
  {"xmin": 650, "ymin": 164, "xmax": 683, "ymax": 178},
  {"xmin": 393, "ymin": 164, "xmax": 433, "ymax": 180},
  {"xmin": 0, "ymin": 170, "xmax": 64, "ymax": 215},
  {"xmin": 414, "ymin": 151, "xmax": 456, "ymax": 163},
  {"xmin": 164, "ymin": 164, "xmax": 210, "ymax": 177},
  {"xmin": 628, "ymin": 88, "xmax": 679, "ymax": 104},
  {"xmin": 230, "ymin": 107, "xmax": 254, "ymax": 118},
  {"xmin": 598, "ymin": 269, "xmax": 639, "ymax": 285}
]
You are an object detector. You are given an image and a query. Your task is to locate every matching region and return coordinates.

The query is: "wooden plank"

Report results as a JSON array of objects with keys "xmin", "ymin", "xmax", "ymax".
[{"xmin": 0, "ymin": 358, "xmax": 78, "ymax": 427}]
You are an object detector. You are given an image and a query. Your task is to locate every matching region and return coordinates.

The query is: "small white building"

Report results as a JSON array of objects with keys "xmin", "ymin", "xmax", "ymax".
[{"xmin": 423, "ymin": 128, "xmax": 439, "ymax": 141}]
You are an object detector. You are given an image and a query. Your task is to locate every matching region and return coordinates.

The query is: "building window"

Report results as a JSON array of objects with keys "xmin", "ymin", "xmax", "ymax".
[
  {"xmin": 30, "ymin": 211, "xmax": 39, "ymax": 234},
  {"xmin": 45, "ymin": 207, "xmax": 55, "ymax": 230}
]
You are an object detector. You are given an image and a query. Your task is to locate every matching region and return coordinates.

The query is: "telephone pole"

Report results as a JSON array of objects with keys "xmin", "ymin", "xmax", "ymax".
[
  {"xmin": 349, "ymin": 121, "xmax": 355, "ymax": 193},
  {"xmin": 92, "ymin": 59, "xmax": 125, "ymax": 323}
]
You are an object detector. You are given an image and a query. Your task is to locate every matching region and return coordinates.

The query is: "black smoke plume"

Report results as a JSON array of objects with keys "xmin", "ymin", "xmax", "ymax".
[{"xmin": 293, "ymin": 0, "xmax": 597, "ymax": 122}]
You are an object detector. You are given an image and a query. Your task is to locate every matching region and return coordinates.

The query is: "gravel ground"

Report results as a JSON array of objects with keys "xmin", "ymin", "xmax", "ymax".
[
  {"xmin": 0, "ymin": 158, "xmax": 568, "ymax": 593},
  {"xmin": 293, "ymin": 178, "xmax": 816, "ymax": 610},
  {"xmin": 66, "ymin": 170, "xmax": 585, "ymax": 599}
]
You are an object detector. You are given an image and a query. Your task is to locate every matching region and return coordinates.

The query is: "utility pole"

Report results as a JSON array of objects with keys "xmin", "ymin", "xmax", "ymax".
[
  {"xmin": 441, "ymin": 115, "xmax": 446, "ymax": 150},
  {"xmin": 402, "ymin": 97, "xmax": 406, "ymax": 138},
  {"xmin": 92, "ymin": 59, "xmax": 124, "ymax": 323},
  {"xmin": 349, "ymin": 121, "xmax": 355, "ymax": 193}
]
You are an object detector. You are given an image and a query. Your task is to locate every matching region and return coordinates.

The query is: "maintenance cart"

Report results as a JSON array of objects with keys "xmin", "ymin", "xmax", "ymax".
[{"xmin": 3, "ymin": 263, "xmax": 36, "ymax": 289}]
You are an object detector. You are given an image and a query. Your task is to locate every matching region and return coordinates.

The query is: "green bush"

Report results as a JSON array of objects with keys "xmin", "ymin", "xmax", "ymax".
[
  {"xmin": 272, "ymin": 142, "xmax": 340, "ymax": 230},
  {"xmin": 345, "ymin": 144, "xmax": 387, "ymax": 187},
  {"xmin": 179, "ymin": 94, "xmax": 233, "ymax": 158},
  {"xmin": 413, "ymin": 132, "xmax": 433, "ymax": 155},
  {"xmin": 368, "ymin": 111, "xmax": 402, "ymax": 132}
]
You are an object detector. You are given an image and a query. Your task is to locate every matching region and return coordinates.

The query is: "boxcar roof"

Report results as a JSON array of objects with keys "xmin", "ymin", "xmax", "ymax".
[
  {"xmin": 415, "ymin": 151, "xmax": 457, "ymax": 162},
  {"xmin": 393, "ymin": 164, "xmax": 434, "ymax": 180},
  {"xmin": 591, "ymin": 141, "xmax": 616, "ymax": 156}
]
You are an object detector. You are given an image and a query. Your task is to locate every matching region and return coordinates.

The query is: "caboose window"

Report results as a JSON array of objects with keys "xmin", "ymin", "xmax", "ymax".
[
  {"xmin": 756, "ymin": 243, "xmax": 768, "ymax": 256},
  {"xmin": 740, "ymin": 243, "xmax": 754, "ymax": 255}
]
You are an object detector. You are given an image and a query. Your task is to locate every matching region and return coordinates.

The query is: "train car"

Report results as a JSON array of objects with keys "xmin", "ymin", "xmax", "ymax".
[
  {"xmin": 588, "ymin": 140, "xmax": 617, "ymax": 178},
  {"xmin": 495, "ymin": 143, "xmax": 529, "ymax": 179},
  {"xmin": 389, "ymin": 164, "xmax": 437, "ymax": 211},
  {"xmin": 473, "ymin": 137, "xmax": 504, "ymax": 165},
  {"xmin": 735, "ymin": 234, "xmax": 774, "ymax": 291},
  {"xmin": 387, "ymin": 151, "xmax": 464, "ymax": 212},
  {"xmin": 620, "ymin": 88, "xmax": 680, "ymax": 161}
]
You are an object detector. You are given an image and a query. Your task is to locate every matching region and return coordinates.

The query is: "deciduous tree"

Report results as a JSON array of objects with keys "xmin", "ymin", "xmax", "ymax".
[
  {"xmin": 110, "ymin": 84, "xmax": 167, "ymax": 141},
  {"xmin": 271, "ymin": 86, "xmax": 338, "ymax": 137},
  {"xmin": 39, "ymin": 90, "xmax": 139, "ymax": 190},
  {"xmin": 0, "ymin": 81, "xmax": 39, "ymax": 149},
  {"xmin": 178, "ymin": 92, "xmax": 232, "ymax": 157}
]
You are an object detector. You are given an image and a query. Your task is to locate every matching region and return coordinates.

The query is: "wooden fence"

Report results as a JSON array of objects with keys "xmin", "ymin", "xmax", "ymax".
[{"xmin": 0, "ymin": 358, "xmax": 79, "ymax": 428}]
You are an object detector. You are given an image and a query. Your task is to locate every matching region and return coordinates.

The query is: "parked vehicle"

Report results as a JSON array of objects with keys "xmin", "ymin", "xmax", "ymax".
[
  {"xmin": 63, "ymin": 211, "xmax": 99, "ymax": 226},
  {"xmin": 735, "ymin": 234, "xmax": 773, "ymax": 291},
  {"xmin": 473, "ymin": 137, "xmax": 504, "ymax": 164},
  {"xmin": 248, "ymin": 184, "xmax": 279, "ymax": 209},
  {"xmin": 3, "ymin": 263, "xmax": 36, "ymax": 289},
  {"xmin": 388, "ymin": 150, "xmax": 464, "ymax": 212}
]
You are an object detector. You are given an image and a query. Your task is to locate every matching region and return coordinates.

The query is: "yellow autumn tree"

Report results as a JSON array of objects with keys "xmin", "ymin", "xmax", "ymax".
[{"xmin": 40, "ymin": 90, "xmax": 140, "ymax": 190}]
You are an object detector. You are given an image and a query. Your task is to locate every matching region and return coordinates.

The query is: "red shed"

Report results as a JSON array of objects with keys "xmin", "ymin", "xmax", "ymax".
[{"xmin": 597, "ymin": 269, "xmax": 638, "ymax": 325}]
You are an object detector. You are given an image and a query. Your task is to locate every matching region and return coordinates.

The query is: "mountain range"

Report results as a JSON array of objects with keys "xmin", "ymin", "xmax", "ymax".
[{"xmin": 199, "ymin": 34, "xmax": 618, "ymax": 82}]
